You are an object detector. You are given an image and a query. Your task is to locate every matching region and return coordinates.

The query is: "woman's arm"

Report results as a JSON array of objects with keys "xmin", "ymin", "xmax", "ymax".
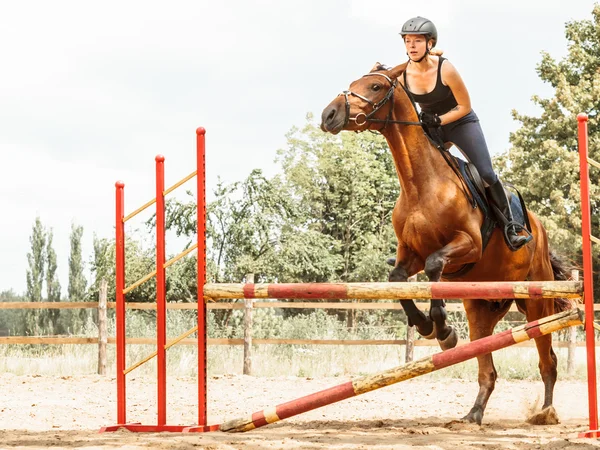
[{"xmin": 439, "ymin": 60, "xmax": 471, "ymax": 125}]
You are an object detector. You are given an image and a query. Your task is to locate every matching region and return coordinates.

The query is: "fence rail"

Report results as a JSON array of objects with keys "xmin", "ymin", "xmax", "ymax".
[
  {"xmin": 0, "ymin": 336, "xmax": 593, "ymax": 348},
  {"xmin": 1, "ymin": 300, "xmax": 595, "ymax": 312},
  {"xmin": 1, "ymin": 296, "xmax": 590, "ymax": 374}
]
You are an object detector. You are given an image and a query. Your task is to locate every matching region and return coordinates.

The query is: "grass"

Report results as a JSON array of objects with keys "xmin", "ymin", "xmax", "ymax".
[{"xmin": 0, "ymin": 309, "xmax": 591, "ymax": 381}]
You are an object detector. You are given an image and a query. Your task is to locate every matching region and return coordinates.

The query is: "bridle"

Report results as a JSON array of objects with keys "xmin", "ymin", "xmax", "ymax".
[
  {"xmin": 339, "ymin": 72, "xmax": 422, "ymax": 130},
  {"xmin": 338, "ymin": 70, "xmax": 478, "ymax": 211}
]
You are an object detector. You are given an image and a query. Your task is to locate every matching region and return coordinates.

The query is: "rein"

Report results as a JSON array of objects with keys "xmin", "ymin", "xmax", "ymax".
[
  {"xmin": 340, "ymin": 71, "xmax": 476, "ymax": 209},
  {"xmin": 339, "ymin": 73, "xmax": 422, "ymax": 130}
]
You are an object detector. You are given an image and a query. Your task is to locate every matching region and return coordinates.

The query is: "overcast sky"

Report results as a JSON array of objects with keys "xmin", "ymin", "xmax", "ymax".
[{"xmin": 0, "ymin": 0, "xmax": 596, "ymax": 295}]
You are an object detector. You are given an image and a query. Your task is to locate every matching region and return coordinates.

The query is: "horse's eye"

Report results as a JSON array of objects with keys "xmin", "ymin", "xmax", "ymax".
[{"xmin": 372, "ymin": 84, "xmax": 381, "ymax": 91}]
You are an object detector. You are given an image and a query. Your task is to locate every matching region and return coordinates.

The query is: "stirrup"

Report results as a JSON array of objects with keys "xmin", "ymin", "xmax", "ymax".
[{"xmin": 503, "ymin": 221, "xmax": 533, "ymax": 251}]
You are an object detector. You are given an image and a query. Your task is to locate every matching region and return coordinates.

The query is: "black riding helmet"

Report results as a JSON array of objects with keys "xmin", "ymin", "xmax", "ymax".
[{"xmin": 400, "ymin": 17, "xmax": 438, "ymax": 62}]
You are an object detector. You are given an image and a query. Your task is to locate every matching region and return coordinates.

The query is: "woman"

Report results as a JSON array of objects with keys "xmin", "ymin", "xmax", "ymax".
[{"xmin": 399, "ymin": 16, "xmax": 531, "ymax": 251}]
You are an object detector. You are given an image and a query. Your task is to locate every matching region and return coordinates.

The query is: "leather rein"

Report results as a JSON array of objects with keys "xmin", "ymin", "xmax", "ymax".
[
  {"xmin": 339, "ymin": 72, "xmax": 422, "ymax": 130},
  {"xmin": 339, "ymin": 71, "xmax": 477, "ymax": 210}
]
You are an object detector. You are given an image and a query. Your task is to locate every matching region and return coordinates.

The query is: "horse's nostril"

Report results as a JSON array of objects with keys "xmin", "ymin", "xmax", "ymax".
[{"xmin": 327, "ymin": 108, "xmax": 336, "ymax": 123}]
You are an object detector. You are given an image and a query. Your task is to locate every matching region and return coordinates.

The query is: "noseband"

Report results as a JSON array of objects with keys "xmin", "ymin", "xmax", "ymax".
[{"xmin": 339, "ymin": 72, "xmax": 422, "ymax": 130}]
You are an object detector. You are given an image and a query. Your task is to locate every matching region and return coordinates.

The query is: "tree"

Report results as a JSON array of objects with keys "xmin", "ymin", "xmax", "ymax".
[
  {"xmin": 68, "ymin": 223, "xmax": 88, "ymax": 331},
  {"xmin": 44, "ymin": 228, "xmax": 61, "ymax": 333},
  {"xmin": 25, "ymin": 216, "xmax": 46, "ymax": 334},
  {"xmin": 0, "ymin": 290, "xmax": 26, "ymax": 336},
  {"xmin": 46, "ymin": 229, "xmax": 61, "ymax": 302},
  {"xmin": 26, "ymin": 217, "xmax": 46, "ymax": 302},
  {"xmin": 87, "ymin": 234, "xmax": 114, "ymax": 302},
  {"xmin": 163, "ymin": 114, "xmax": 401, "ymax": 327},
  {"xmin": 68, "ymin": 223, "xmax": 87, "ymax": 301},
  {"xmin": 496, "ymin": 5, "xmax": 600, "ymax": 291},
  {"xmin": 277, "ymin": 116, "xmax": 399, "ymax": 283}
]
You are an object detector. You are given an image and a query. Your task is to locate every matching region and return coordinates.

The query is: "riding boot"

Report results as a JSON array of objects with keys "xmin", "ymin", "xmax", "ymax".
[{"xmin": 486, "ymin": 179, "xmax": 532, "ymax": 251}]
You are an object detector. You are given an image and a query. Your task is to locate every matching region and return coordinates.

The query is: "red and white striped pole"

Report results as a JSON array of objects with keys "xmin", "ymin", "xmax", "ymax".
[
  {"xmin": 577, "ymin": 113, "xmax": 599, "ymax": 437},
  {"xmin": 220, "ymin": 308, "xmax": 582, "ymax": 432}
]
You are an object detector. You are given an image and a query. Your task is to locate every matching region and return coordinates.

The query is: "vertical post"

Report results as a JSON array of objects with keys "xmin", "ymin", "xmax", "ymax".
[
  {"xmin": 578, "ymin": 112, "xmax": 599, "ymax": 434},
  {"xmin": 115, "ymin": 181, "xmax": 126, "ymax": 424},
  {"xmin": 244, "ymin": 273, "xmax": 254, "ymax": 375},
  {"xmin": 98, "ymin": 279, "xmax": 108, "ymax": 376},
  {"xmin": 567, "ymin": 270, "xmax": 579, "ymax": 376},
  {"xmin": 197, "ymin": 127, "xmax": 208, "ymax": 426},
  {"xmin": 155, "ymin": 155, "xmax": 167, "ymax": 426},
  {"xmin": 405, "ymin": 275, "xmax": 417, "ymax": 363}
]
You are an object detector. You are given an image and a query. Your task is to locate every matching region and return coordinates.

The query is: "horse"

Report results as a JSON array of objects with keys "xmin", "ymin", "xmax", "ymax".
[{"xmin": 320, "ymin": 62, "xmax": 572, "ymax": 425}]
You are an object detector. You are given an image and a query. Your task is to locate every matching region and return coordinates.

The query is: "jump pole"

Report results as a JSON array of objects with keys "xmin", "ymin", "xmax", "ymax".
[
  {"xmin": 220, "ymin": 308, "xmax": 582, "ymax": 432},
  {"xmin": 102, "ymin": 128, "xmax": 215, "ymax": 433},
  {"xmin": 205, "ymin": 281, "xmax": 582, "ymax": 301},
  {"xmin": 577, "ymin": 113, "xmax": 600, "ymax": 438}
]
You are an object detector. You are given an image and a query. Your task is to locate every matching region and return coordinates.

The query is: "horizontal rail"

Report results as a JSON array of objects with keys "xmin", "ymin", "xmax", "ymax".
[
  {"xmin": 123, "ymin": 270, "xmax": 157, "ymax": 295},
  {"xmin": 122, "ymin": 245, "xmax": 198, "ymax": 294},
  {"xmin": 163, "ymin": 170, "xmax": 197, "ymax": 197},
  {"xmin": 588, "ymin": 157, "xmax": 600, "ymax": 171},
  {"xmin": 0, "ymin": 336, "xmax": 592, "ymax": 348},
  {"xmin": 0, "ymin": 299, "xmax": 593, "ymax": 312},
  {"xmin": 591, "ymin": 235, "xmax": 600, "ymax": 246},
  {"xmin": 204, "ymin": 281, "xmax": 583, "ymax": 300},
  {"xmin": 124, "ymin": 325, "xmax": 199, "ymax": 375},
  {"xmin": 164, "ymin": 243, "xmax": 198, "ymax": 269},
  {"xmin": 123, "ymin": 197, "xmax": 156, "ymax": 223}
]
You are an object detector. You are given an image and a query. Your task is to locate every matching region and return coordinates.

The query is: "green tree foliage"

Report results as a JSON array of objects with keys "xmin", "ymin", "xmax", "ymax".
[
  {"xmin": 277, "ymin": 117, "xmax": 399, "ymax": 283},
  {"xmin": 68, "ymin": 223, "xmax": 88, "ymax": 331},
  {"xmin": 496, "ymin": 5, "xmax": 600, "ymax": 289},
  {"xmin": 25, "ymin": 217, "xmax": 46, "ymax": 334},
  {"xmin": 68, "ymin": 223, "xmax": 87, "ymax": 301},
  {"xmin": 87, "ymin": 234, "xmax": 113, "ymax": 302},
  {"xmin": 165, "ymin": 115, "xmax": 398, "ymax": 289},
  {"xmin": 44, "ymin": 228, "xmax": 61, "ymax": 333},
  {"xmin": 26, "ymin": 217, "xmax": 46, "ymax": 303},
  {"xmin": 0, "ymin": 290, "xmax": 25, "ymax": 336},
  {"xmin": 163, "ymin": 115, "xmax": 399, "ymax": 327},
  {"xmin": 46, "ymin": 230, "xmax": 61, "ymax": 302}
]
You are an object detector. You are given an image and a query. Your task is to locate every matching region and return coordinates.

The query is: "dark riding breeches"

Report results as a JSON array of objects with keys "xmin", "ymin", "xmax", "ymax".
[{"xmin": 440, "ymin": 110, "xmax": 498, "ymax": 186}]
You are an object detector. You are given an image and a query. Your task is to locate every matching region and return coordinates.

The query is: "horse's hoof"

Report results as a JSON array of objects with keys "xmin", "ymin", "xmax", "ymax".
[
  {"xmin": 438, "ymin": 326, "xmax": 458, "ymax": 351},
  {"xmin": 526, "ymin": 406, "xmax": 559, "ymax": 425},
  {"xmin": 417, "ymin": 321, "xmax": 436, "ymax": 339},
  {"xmin": 462, "ymin": 407, "xmax": 483, "ymax": 425}
]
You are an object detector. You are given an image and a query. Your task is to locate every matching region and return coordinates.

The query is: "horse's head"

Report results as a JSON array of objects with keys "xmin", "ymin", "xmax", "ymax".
[{"xmin": 320, "ymin": 62, "xmax": 410, "ymax": 134}]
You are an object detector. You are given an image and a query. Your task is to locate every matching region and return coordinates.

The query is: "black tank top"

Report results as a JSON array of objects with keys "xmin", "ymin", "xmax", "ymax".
[{"xmin": 404, "ymin": 57, "xmax": 458, "ymax": 115}]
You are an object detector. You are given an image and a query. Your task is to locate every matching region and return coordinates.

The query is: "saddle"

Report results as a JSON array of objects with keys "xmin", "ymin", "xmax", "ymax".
[{"xmin": 423, "ymin": 129, "xmax": 532, "ymax": 278}]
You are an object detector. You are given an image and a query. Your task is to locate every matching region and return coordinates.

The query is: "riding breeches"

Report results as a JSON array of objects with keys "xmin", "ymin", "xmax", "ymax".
[{"xmin": 439, "ymin": 110, "xmax": 498, "ymax": 186}]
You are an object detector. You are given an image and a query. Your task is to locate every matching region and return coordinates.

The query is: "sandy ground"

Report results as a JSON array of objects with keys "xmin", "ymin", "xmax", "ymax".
[{"xmin": 1, "ymin": 373, "xmax": 600, "ymax": 449}]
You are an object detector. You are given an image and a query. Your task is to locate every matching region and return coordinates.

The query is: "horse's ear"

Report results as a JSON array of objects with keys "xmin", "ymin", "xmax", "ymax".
[
  {"xmin": 370, "ymin": 62, "xmax": 386, "ymax": 72},
  {"xmin": 388, "ymin": 61, "xmax": 409, "ymax": 80}
]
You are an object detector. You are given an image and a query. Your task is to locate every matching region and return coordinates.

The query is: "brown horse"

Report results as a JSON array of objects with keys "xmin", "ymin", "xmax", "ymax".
[{"xmin": 320, "ymin": 62, "xmax": 571, "ymax": 425}]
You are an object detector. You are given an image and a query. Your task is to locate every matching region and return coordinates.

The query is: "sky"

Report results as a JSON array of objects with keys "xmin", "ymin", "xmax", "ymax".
[{"xmin": 0, "ymin": 0, "xmax": 597, "ymax": 295}]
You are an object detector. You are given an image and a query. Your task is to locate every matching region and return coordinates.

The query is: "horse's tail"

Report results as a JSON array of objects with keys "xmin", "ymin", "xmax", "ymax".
[{"xmin": 550, "ymin": 250, "xmax": 580, "ymax": 312}]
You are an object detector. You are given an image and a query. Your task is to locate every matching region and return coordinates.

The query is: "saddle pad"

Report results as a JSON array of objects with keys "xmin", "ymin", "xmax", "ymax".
[{"xmin": 456, "ymin": 158, "xmax": 527, "ymax": 228}]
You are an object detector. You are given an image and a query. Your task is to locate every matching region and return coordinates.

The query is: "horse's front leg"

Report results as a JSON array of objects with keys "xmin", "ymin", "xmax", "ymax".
[
  {"xmin": 389, "ymin": 245, "xmax": 435, "ymax": 339},
  {"xmin": 424, "ymin": 232, "xmax": 481, "ymax": 350}
]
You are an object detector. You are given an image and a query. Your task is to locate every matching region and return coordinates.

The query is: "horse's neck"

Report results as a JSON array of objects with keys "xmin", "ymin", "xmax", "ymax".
[{"xmin": 381, "ymin": 123, "xmax": 449, "ymax": 198}]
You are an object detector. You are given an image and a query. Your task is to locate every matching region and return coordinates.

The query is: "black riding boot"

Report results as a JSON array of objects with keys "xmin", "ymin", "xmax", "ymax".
[{"xmin": 486, "ymin": 179, "xmax": 532, "ymax": 251}]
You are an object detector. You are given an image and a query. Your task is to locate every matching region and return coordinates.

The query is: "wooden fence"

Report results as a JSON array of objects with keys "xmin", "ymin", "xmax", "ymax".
[{"xmin": 1, "ymin": 293, "xmax": 594, "ymax": 376}]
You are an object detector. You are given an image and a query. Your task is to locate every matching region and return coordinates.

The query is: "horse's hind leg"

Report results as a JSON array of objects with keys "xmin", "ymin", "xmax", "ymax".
[
  {"xmin": 521, "ymin": 222, "xmax": 560, "ymax": 424},
  {"xmin": 462, "ymin": 298, "xmax": 512, "ymax": 424}
]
